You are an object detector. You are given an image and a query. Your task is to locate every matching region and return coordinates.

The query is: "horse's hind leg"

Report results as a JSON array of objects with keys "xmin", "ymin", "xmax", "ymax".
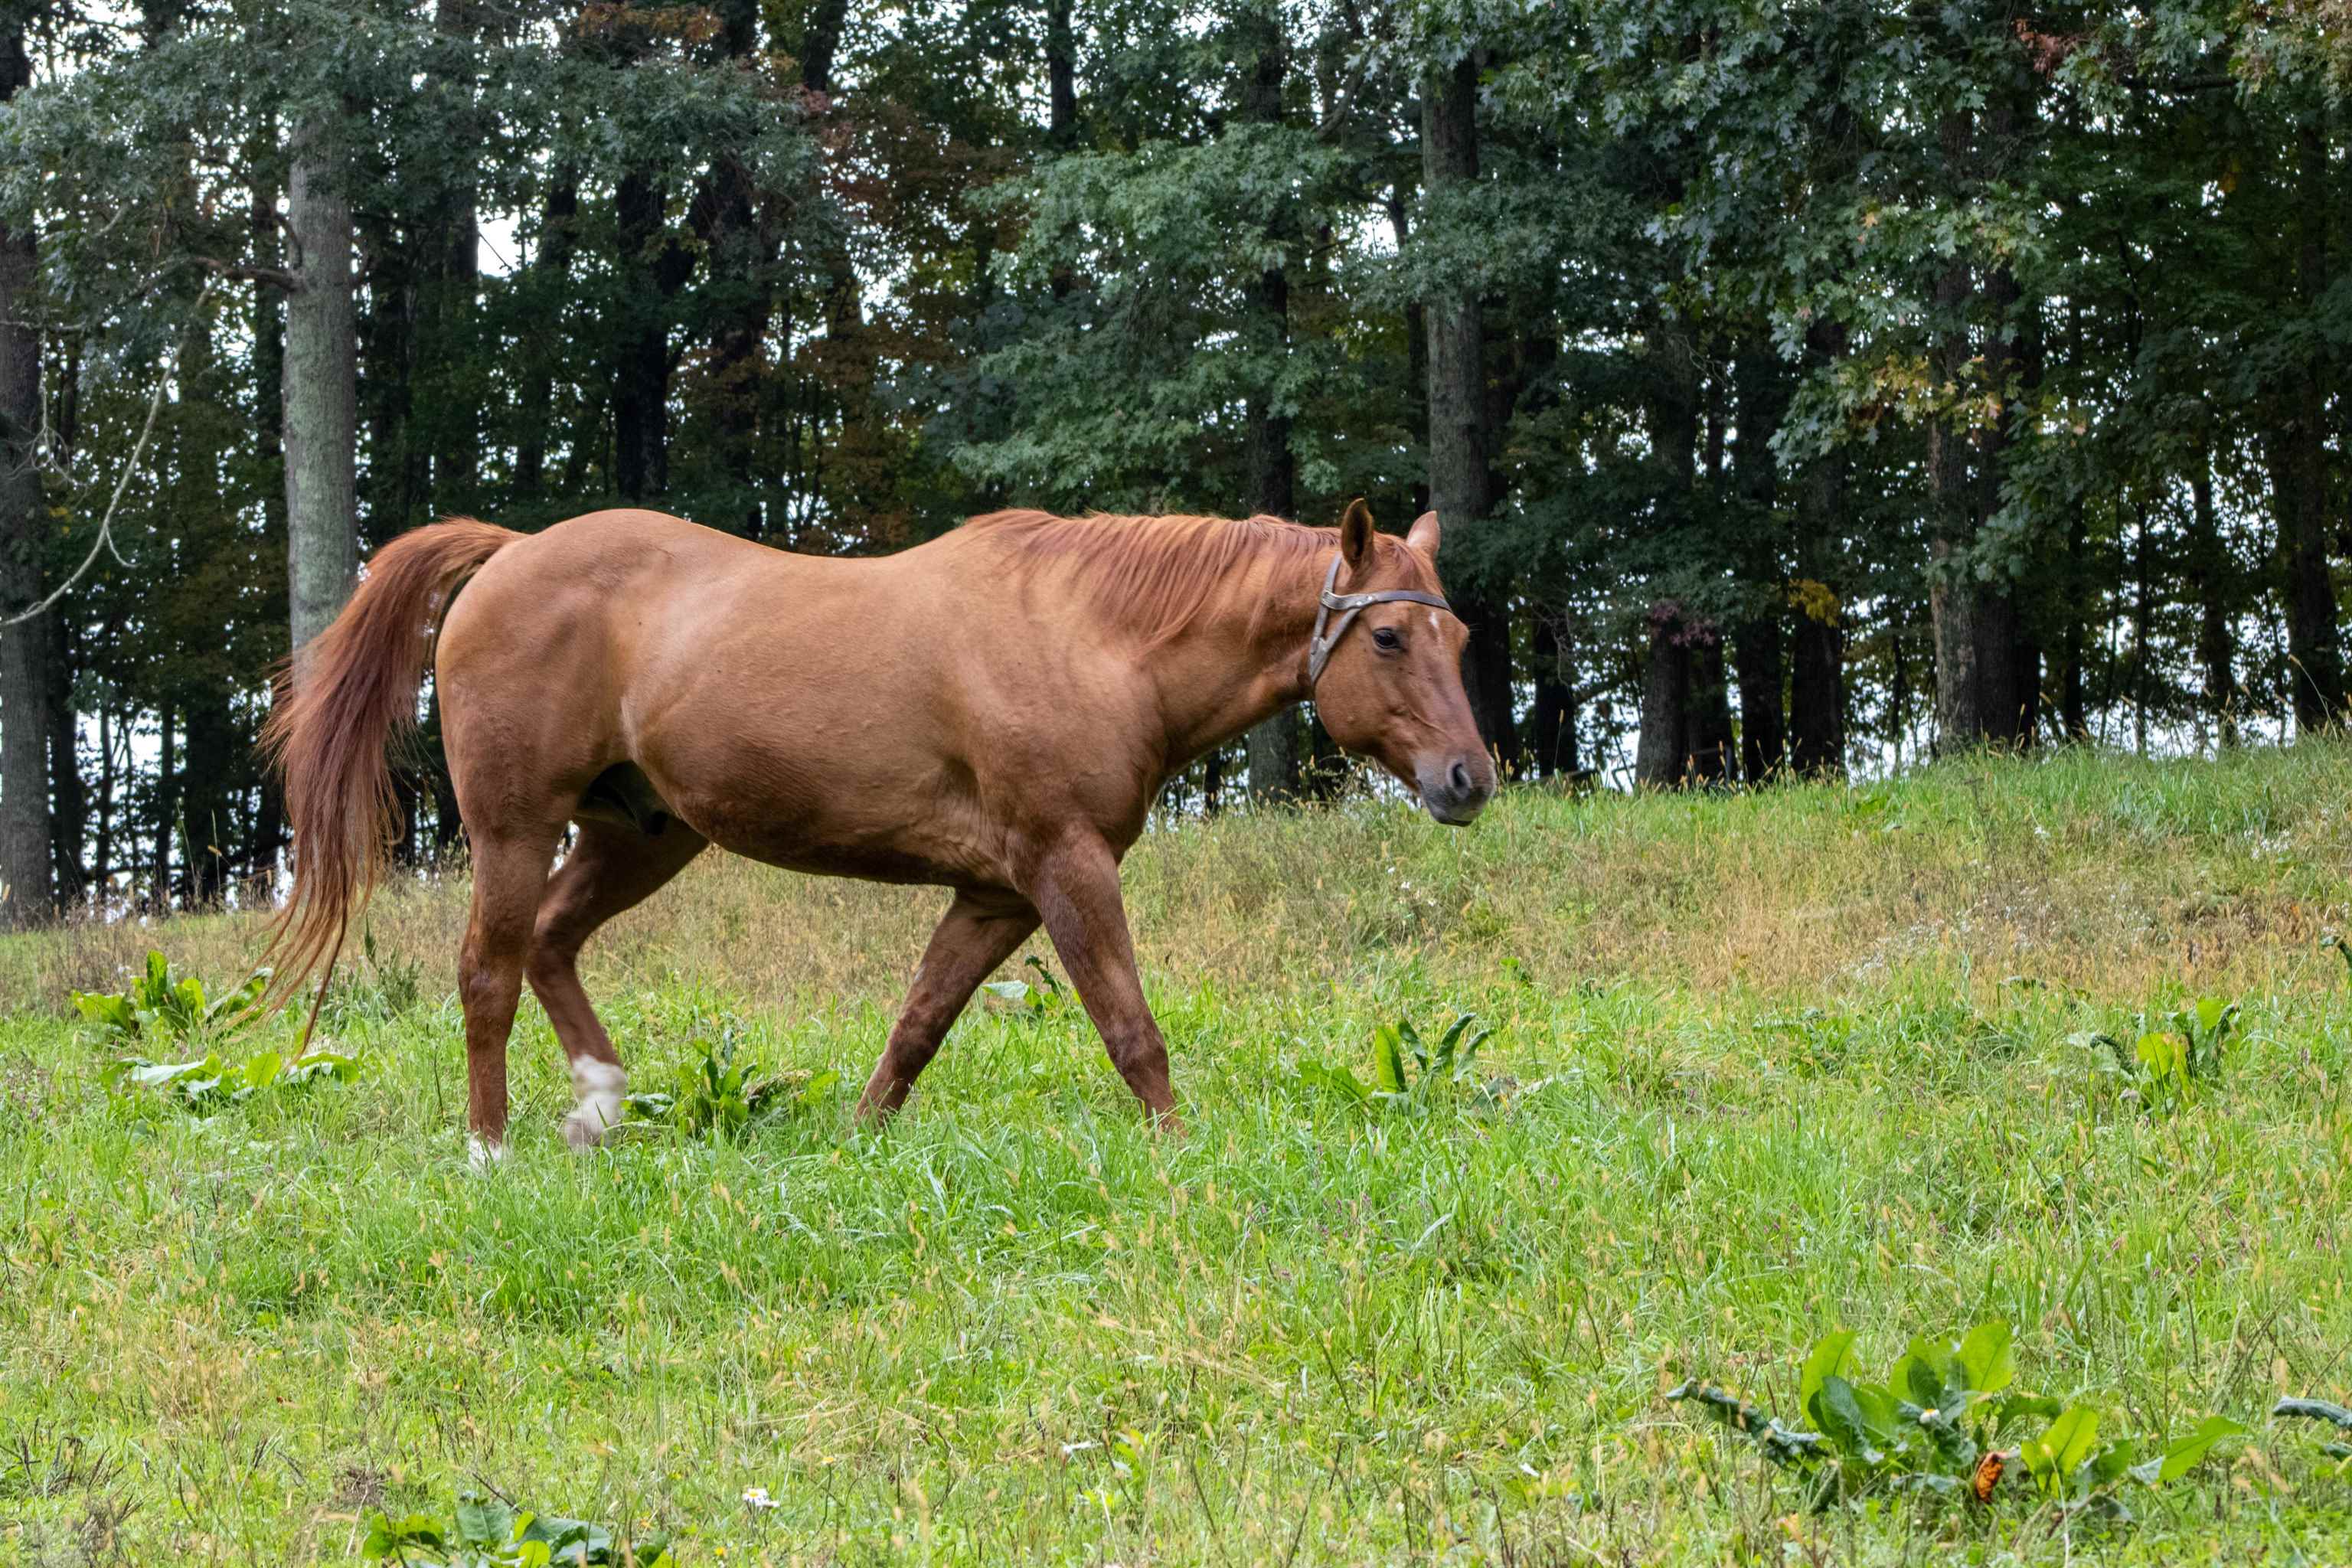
[
  {"xmin": 528, "ymin": 819, "xmax": 709, "ymax": 1148},
  {"xmin": 858, "ymin": 890, "xmax": 1040, "ymax": 1120},
  {"xmin": 459, "ymin": 826, "xmax": 563, "ymax": 1165}
]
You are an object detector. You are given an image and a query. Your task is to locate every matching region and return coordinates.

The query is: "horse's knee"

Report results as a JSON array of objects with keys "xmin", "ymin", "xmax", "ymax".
[{"xmin": 458, "ymin": 958, "xmax": 504, "ymax": 1013}]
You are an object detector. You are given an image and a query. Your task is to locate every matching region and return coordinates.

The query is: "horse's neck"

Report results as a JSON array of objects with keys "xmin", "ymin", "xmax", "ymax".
[{"xmin": 1145, "ymin": 548, "xmax": 1322, "ymax": 766}]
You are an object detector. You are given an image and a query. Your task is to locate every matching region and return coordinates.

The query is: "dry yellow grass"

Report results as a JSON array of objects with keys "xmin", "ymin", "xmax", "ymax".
[{"xmin": 8, "ymin": 744, "xmax": 2345, "ymax": 1022}]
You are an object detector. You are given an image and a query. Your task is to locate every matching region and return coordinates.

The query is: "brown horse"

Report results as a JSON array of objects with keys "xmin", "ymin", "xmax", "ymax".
[{"xmin": 263, "ymin": 500, "xmax": 1494, "ymax": 1158}]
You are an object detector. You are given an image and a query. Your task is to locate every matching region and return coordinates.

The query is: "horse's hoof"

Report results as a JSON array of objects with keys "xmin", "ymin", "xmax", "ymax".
[{"xmin": 564, "ymin": 1058, "xmax": 626, "ymax": 1152}]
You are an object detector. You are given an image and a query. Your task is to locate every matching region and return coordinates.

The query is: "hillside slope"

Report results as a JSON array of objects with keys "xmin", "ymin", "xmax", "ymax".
[{"xmin": 5, "ymin": 748, "xmax": 2350, "ymax": 1563}]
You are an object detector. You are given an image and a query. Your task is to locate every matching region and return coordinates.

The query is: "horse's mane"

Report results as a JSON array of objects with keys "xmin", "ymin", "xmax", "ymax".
[{"xmin": 960, "ymin": 509, "xmax": 1423, "ymax": 648}]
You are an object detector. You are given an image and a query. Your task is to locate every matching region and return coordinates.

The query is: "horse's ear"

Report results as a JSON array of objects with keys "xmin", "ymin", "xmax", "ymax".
[
  {"xmin": 1406, "ymin": 509, "xmax": 1441, "ymax": 558},
  {"xmin": 1338, "ymin": 498, "xmax": 1376, "ymax": 568}
]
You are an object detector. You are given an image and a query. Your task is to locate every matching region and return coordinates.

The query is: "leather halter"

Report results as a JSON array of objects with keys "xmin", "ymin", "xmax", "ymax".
[{"xmin": 1305, "ymin": 554, "xmax": 1458, "ymax": 686}]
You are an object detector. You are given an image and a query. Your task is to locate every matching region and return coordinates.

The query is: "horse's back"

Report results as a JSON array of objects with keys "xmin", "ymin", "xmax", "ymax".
[{"xmin": 435, "ymin": 508, "xmax": 990, "ymax": 869}]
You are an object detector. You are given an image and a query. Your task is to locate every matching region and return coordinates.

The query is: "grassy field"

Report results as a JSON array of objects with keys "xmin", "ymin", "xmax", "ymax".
[{"xmin": 6, "ymin": 746, "xmax": 2352, "ymax": 1564}]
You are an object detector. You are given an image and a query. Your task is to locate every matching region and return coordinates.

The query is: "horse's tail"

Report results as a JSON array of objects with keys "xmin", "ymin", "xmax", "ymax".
[{"xmin": 260, "ymin": 518, "xmax": 521, "ymax": 1009}]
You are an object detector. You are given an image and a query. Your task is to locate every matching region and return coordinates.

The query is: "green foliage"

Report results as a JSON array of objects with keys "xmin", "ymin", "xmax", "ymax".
[
  {"xmin": 1298, "ymin": 1011, "xmax": 1501, "ymax": 1115},
  {"xmin": 1671, "ymin": 1323, "xmax": 2243, "ymax": 1516},
  {"xmin": 70, "ymin": 950, "xmax": 266, "ymax": 1048},
  {"xmin": 6, "ymin": 0, "xmax": 2351, "ymax": 909},
  {"xmin": 2273, "ymin": 1396, "xmax": 2352, "ymax": 1462},
  {"xmin": 361, "ymin": 1488, "xmax": 669, "ymax": 1567},
  {"xmin": 2074, "ymin": 995, "xmax": 2243, "ymax": 1110},
  {"xmin": 100, "ymin": 1045, "xmax": 358, "ymax": 1112},
  {"xmin": 622, "ymin": 1027, "xmax": 837, "ymax": 1141},
  {"xmin": 362, "ymin": 926, "xmax": 426, "ymax": 1018},
  {"xmin": 318, "ymin": 926, "xmax": 433, "ymax": 1031},
  {"xmin": 981, "ymin": 956, "xmax": 1069, "ymax": 1023},
  {"xmin": 72, "ymin": 953, "xmax": 314, "ymax": 1117}
]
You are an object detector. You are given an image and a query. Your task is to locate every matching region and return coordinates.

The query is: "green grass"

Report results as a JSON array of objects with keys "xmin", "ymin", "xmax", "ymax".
[{"xmin": 6, "ymin": 745, "xmax": 2352, "ymax": 1563}]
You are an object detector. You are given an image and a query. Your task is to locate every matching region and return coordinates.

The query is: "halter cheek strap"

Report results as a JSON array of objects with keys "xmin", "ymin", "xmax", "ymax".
[{"xmin": 1305, "ymin": 555, "xmax": 1457, "ymax": 686}]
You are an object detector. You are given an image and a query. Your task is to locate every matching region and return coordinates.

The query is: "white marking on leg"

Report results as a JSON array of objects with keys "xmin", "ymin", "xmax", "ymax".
[
  {"xmin": 467, "ymin": 1134, "xmax": 506, "ymax": 1171},
  {"xmin": 564, "ymin": 1057, "xmax": 627, "ymax": 1151}
]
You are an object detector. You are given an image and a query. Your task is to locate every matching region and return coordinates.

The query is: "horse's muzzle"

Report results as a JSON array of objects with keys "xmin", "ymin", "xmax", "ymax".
[{"xmin": 1417, "ymin": 753, "xmax": 1495, "ymax": 826}]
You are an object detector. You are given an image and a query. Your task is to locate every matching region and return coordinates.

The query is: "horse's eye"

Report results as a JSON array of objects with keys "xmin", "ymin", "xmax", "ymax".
[{"xmin": 1371, "ymin": 626, "xmax": 1403, "ymax": 652}]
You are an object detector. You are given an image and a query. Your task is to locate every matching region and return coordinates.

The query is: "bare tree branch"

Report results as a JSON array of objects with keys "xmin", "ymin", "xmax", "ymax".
[
  {"xmin": 190, "ymin": 253, "xmax": 300, "ymax": 291},
  {"xmin": 0, "ymin": 290, "xmax": 204, "ymax": 628}
]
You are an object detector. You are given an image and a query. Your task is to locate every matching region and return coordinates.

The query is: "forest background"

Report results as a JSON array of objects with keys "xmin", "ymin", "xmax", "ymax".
[{"xmin": 0, "ymin": 0, "xmax": 2347, "ymax": 925}]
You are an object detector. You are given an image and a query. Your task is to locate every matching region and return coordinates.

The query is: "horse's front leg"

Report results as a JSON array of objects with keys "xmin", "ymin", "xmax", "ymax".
[
  {"xmin": 1026, "ymin": 835, "xmax": 1182, "ymax": 1131},
  {"xmin": 858, "ymin": 890, "xmax": 1040, "ymax": 1120}
]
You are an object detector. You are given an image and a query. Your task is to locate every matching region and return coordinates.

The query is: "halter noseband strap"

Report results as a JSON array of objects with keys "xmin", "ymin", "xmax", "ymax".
[{"xmin": 1305, "ymin": 555, "xmax": 1457, "ymax": 686}]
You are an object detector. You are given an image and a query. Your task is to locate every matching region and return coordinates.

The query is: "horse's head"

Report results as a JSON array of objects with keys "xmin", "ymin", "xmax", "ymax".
[{"xmin": 1308, "ymin": 501, "xmax": 1497, "ymax": 826}]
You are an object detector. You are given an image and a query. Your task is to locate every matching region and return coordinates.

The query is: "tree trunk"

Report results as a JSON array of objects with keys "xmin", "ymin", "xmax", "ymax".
[
  {"xmin": 1691, "ymin": 358, "xmax": 1734, "ymax": 786},
  {"xmin": 178, "ymin": 685, "xmax": 234, "ymax": 906},
  {"xmin": 515, "ymin": 175, "xmax": 580, "ymax": 499},
  {"xmin": 1972, "ymin": 67, "xmax": 2040, "ymax": 748},
  {"xmin": 1421, "ymin": 54, "xmax": 1514, "ymax": 766},
  {"xmin": 2015, "ymin": 296, "xmax": 2050, "ymax": 745},
  {"xmin": 283, "ymin": 113, "xmax": 361, "ymax": 671},
  {"xmin": 357, "ymin": 206, "xmax": 420, "ymax": 545},
  {"xmin": 1924, "ymin": 90, "xmax": 1985, "ymax": 753},
  {"xmin": 1635, "ymin": 606, "xmax": 1690, "ymax": 789},
  {"xmin": 152, "ymin": 703, "xmax": 175, "ymax": 910},
  {"xmin": 2060, "ymin": 498, "xmax": 2089, "ymax": 740},
  {"xmin": 0, "ymin": 19, "xmax": 52, "ymax": 927},
  {"xmin": 248, "ymin": 164, "xmax": 290, "ymax": 887},
  {"xmin": 2132, "ymin": 504, "xmax": 2152, "ymax": 755},
  {"xmin": 252, "ymin": 766, "xmax": 284, "ymax": 890},
  {"xmin": 1926, "ymin": 248, "xmax": 1978, "ymax": 750},
  {"xmin": 1637, "ymin": 312, "xmax": 1704, "ymax": 787},
  {"xmin": 251, "ymin": 158, "xmax": 288, "ymax": 546},
  {"xmin": 1240, "ymin": 7, "xmax": 1302, "ymax": 805},
  {"xmin": 800, "ymin": 0, "xmax": 878, "ymax": 531},
  {"xmin": 429, "ymin": 0, "xmax": 482, "ymax": 514},
  {"xmin": 1046, "ymin": 0, "xmax": 1078, "ymax": 149},
  {"xmin": 697, "ymin": 0, "xmax": 772, "ymax": 535},
  {"xmin": 1387, "ymin": 189, "xmax": 1429, "ymax": 517},
  {"xmin": 1530, "ymin": 614, "xmax": 1576, "ymax": 777},
  {"xmin": 93, "ymin": 704, "xmax": 116, "ymax": 897},
  {"xmin": 1787, "ymin": 607, "xmax": 1844, "ymax": 779},
  {"xmin": 1730, "ymin": 343, "xmax": 1788, "ymax": 780},
  {"xmin": 614, "ymin": 169, "xmax": 693, "ymax": 501},
  {"xmin": 1976, "ymin": 249, "xmax": 2027, "ymax": 746},
  {"xmin": 47, "ymin": 614, "xmax": 86, "ymax": 905},
  {"xmin": 1788, "ymin": 553, "xmax": 1846, "ymax": 782},
  {"xmin": 2190, "ymin": 456, "xmax": 2237, "ymax": 746},
  {"xmin": 801, "ymin": 0, "xmax": 848, "ymax": 96},
  {"xmin": 1788, "ymin": 322, "xmax": 1847, "ymax": 779},
  {"xmin": 2276, "ymin": 117, "xmax": 2342, "ymax": 734},
  {"xmin": 1687, "ymin": 638, "xmax": 1734, "ymax": 785}
]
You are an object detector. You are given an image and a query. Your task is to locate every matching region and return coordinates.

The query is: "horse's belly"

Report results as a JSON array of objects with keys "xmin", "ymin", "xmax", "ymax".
[{"xmin": 655, "ymin": 768, "xmax": 1004, "ymax": 890}]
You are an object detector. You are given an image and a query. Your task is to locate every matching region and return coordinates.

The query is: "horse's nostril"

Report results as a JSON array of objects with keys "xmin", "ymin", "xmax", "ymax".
[{"xmin": 1449, "ymin": 760, "xmax": 1472, "ymax": 795}]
